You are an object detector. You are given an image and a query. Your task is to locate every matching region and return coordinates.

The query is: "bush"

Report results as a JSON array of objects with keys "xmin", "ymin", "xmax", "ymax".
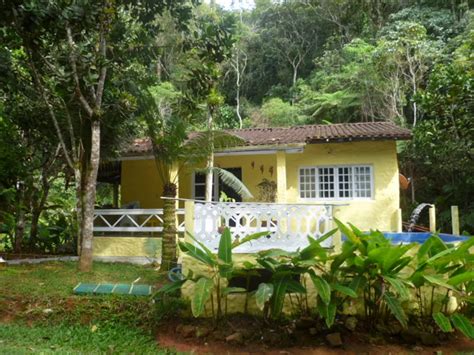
[{"xmin": 158, "ymin": 223, "xmax": 474, "ymax": 339}]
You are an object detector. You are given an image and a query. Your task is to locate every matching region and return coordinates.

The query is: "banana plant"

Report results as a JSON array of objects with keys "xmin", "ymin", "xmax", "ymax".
[
  {"xmin": 412, "ymin": 234, "xmax": 474, "ymax": 339},
  {"xmin": 157, "ymin": 228, "xmax": 268, "ymax": 321},
  {"xmin": 334, "ymin": 219, "xmax": 415, "ymax": 330}
]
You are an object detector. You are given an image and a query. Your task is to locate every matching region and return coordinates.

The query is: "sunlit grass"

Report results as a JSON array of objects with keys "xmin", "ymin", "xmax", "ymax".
[
  {"xmin": 0, "ymin": 322, "xmax": 173, "ymax": 354},
  {"xmin": 0, "ymin": 261, "xmax": 163, "ymax": 298}
]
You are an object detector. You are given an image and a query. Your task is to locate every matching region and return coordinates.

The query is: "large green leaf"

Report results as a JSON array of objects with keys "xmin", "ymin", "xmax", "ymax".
[
  {"xmin": 334, "ymin": 218, "xmax": 361, "ymax": 246},
  {"xmin": 218, "ymin": 228, "xmax": 232, "ymax": 263},
  {"xmin": 456, "ymin": 236, "xmax": 474, "ymax": 254},
  {"xmin": 156, "ymin": 279, "xmax": 186, "ymax": 295},
  {"xmin": 333, "ymin": 284, "xmax": 357, "ymax": 298},
  {"xmin": 391, "ymin": 256, "xmax": 413, "ymax": 274},
  {"xmin": 330, "ymin": 243, "xmax": 357, "ymax": 272},
  {"xmin": 448, "ymin": 271, "xmax": 474, "ymax": 286},
  {"xmin": 423, "ymin": 275, "xmax": 456, "ymax": 291},
  {"xmin": 178, "ymin": 241, "xmax": 216, "ymax": 267},
  {"xmin": 451, "ymin": 313, "xmax": 474, "ymax": 339},
  {"xmin": 186, "ymin": 232, "xmax": 214, "ymax": 257},
  {"xmin": 383, "ymin": 292, "xmax": 408, "ymax": 328},
  {"xmin": 417, "ymin": 235, "xmax": 434, "ymax": 260},
  {"xmin": 217, "ymin": 228, "xmax": 232, "ymax": 277},
  {"xmin": 270, "ymin": 276, "xmax": 290, "ymax": 318},
  {"xmin": 384, "ymin": 276, "xmax": 411, "ymax": 300},
  {"xmin": 325, "ymin": 302, "xmax": 337, "ymax": 328},
  {"xmin": 310, "ymin": 273, "xmax": 331, "ymax": 305},
  {"xmin": 285, "ymin": 279, "xmax": 307, "ymax": 294},
  {"xmin": 191, "ymin": 277, "xmax": 214, "ymax": 317},
  {"xmin": 368, "ymin": 245, "xmax": 413, "ymax": 272},
  {"xmin": 232, "ymin": 231, "xmax": 269, "ymax": 249},
  {"xmin": 417, "ymin": 247, "xmax": 456, "ymax": 271},
  {"xmin": 299, "ymin": 240, "xmax": 327, "ymax": 261},
  {"xmin": 256, "ymin": 283, "xmax": 274, "ymax": 310},
  {"xmin": 433, "ymin": 312, "xmax": 453, "ymax": 333},
  {"xmin": 313, "ymin": 228, "xmax": 338, "ymax": 246},
  {"xmin": 349, "ymin": 275, "xmax": 367, "ymax": 293}
]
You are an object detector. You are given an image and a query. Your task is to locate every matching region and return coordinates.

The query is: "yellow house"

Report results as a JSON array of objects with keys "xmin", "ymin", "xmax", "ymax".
[{"xmin": 93, "ymin": 122, "xmax": 411, "ymax": 260}]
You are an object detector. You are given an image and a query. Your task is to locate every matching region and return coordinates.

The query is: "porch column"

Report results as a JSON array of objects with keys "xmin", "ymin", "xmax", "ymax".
[
  {"xmin": 451, "ymin": 206, "xmax": 460, "ymax": 235},
  {"xmin": 429, "ymin": 205, "xmax": 436, "ymax": 232},
  {"xmin": 276, "ymin": 151, "xmax": 287, "ymax": 203}
]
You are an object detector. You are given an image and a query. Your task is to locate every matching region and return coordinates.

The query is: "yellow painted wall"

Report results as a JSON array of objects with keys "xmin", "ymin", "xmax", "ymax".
[
  {"xmin": 121, "ymin": 159, "xmax": 164, "ymax": 208},
  {"xmin": 121, "ymin": 141, "xmax": 400, "ymax": 231},
  {"xmin": 93, "ymin": 237, "xmax": 161, "ymax": 258},
  {"xmin": 285, "ymin": 141, "xmax": 400, "ymax": 232}
]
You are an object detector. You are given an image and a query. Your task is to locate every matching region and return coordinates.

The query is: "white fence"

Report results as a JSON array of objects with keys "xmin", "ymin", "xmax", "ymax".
[
  {"xmin": 193, "ymin": 202, "xmax": 333, "ymax": 252},
  {"xmin": 93, "ymin": 209, "xmax": 185, "ymax": 233},
  {"xmin": 93, "ymin": 203, "xmax": 334, "ymax": 253}
]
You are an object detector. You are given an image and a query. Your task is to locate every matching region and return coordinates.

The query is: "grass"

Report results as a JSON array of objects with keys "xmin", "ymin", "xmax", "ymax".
[
  {"xmin": 0, "ymin": 261, "xmax": 174, "ymax": 353},
  {"xmin": 0, "ymin": 261, "xmax": 162, "ymax": 297},
  {"xmin": 0, "ymin": 322, "xmax": 172, "ymax": 354}
]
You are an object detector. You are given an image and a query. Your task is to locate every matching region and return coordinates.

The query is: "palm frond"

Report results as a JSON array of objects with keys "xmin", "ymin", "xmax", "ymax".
[
  {"xmin": 186, "ymin": 130, "xmax": 244, "ymax": 153},
  {"xmin": 180, "ymin": 130, "xmax": 246, "ymax": 166},
  {"xmin": 195, "ymin": 167, "xmax": 253, "ymax": 200}
]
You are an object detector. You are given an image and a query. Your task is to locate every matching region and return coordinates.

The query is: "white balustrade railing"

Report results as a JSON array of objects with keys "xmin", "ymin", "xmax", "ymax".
[
  {"xmin": 93, "ymin": 209, "xmax": 185, "ymax": 233},
  {"xmin": 193, "ymin": 202, "xmax": 333, "ymax": 253}
]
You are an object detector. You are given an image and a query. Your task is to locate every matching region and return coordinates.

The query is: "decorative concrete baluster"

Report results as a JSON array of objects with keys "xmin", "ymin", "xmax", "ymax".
[{"xmin": 193, "ymin": 202, "xmax": 333, "ymax": 252}]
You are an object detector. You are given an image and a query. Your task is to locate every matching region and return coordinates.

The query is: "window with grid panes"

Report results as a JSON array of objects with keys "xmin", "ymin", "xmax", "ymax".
[
  {"xmin": 299, "ymin": 167, "xmax": 316, "ymax": 199},
  {"xmin": 298, "ymin": 165, "xmax": 372, "ymax": 199}
]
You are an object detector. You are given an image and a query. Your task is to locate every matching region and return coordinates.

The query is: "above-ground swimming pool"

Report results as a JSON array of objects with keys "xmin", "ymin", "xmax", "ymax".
[
  {"xmin": 382, "ymin": 232, "xmax": 468, "ymax": 244},
  {"xmin": 342, "ymin": 232, "xmax": 470, "ymax": 244}
]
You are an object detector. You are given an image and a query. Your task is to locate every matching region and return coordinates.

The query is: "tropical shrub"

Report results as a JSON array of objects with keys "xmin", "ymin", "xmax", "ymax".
[
  {"xmin": 410, "ymin": 234, "xmax": 474, "ymax": 338},
  {"xmin": 334, "ymin": 220, "xmax": 415, "ymax": 329},
  {"xmin": 157, "ymin": 228, "xmax": 269, "ymax": 322},
  {"xmin": 157, "ymin": 220, "xmax": 474, "ymax": 340}
]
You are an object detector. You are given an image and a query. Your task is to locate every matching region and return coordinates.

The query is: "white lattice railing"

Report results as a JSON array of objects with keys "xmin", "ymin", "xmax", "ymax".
[
  {"xmin": 193, "ymin": 202, "xmax": 333, "ymax": 253},
  {"xmin": 93, "ymin": 209, "xmax": 185, "ymax": 233}
]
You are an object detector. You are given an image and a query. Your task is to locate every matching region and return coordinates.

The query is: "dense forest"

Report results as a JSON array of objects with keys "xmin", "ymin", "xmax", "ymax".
[{"xmin": 0, "ymin": 0, "xmax": 473, "ymax": 261}]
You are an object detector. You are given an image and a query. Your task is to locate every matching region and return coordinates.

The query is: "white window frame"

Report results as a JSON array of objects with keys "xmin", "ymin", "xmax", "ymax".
[
  {"xmin": 192, "ymin": 171, "xmax": 219, "ymax": 201},
  {"xmin": 298, "ymin": 164, "xmax": 374, "ymax": 201}
]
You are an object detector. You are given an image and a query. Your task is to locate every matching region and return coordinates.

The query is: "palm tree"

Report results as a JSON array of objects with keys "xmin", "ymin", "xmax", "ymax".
[{"xmin": 144, "ymin": 83, "xmax": 251, "ymax": 271}]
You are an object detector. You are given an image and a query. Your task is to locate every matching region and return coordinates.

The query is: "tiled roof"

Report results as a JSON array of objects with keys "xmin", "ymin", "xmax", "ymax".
[{"xmin": 126, "ymin": 122, "xmax": 411, "ymax": 155}]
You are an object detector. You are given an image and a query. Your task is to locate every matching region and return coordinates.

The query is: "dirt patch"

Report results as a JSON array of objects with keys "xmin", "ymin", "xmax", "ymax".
[{"xmin": 156, "ymin": 316, "xmax": 474, "ymax": 354}]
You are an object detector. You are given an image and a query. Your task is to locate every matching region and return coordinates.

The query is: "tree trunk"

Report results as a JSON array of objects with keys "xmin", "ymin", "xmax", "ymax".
[
  {"xmin": 160, "ymin": 182, "xmax": 177, "ymax": 271},
  {"xmin": 78, "ymin": 120, "xmax": 101, "ymax": 272},
  {"xmin": 14, "ymin": 183, "xmax": 26, "ymax": 253},
  {"xmin": 75, "ymin": 167, "xmax": 84, "ymax": 256},
  {"xmin": 236, "ymin": 78, "xmax": 242, "ymax": 129},
  {"xmin": 290, "ymin": 62, "xmax": 298, "ymax": 105},
  {"xmin": 412, "ymin": 78, "xmax": 418, "ymax": 127},
  {"xmin": 205, "ymin": 110, "xmax": 214, "ymax": 202}
]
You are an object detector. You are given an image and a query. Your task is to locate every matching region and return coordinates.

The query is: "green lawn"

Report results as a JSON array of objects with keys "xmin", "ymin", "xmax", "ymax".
[
  {"xmin": 0, "ymin": 323, "xmax": 170, "ymax": 354},
  {"xmin": 0, "ymin": 261, "xmax": 162, "ymax": 297},
  {"xmin": 0, "ymin": 261, "xmax": 173, "ymax": 354}
]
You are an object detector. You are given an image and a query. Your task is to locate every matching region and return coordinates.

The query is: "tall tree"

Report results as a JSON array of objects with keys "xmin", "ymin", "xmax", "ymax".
[{"xmin": 0, "ymin": 0, "xmax": 195, "ymax": 271}]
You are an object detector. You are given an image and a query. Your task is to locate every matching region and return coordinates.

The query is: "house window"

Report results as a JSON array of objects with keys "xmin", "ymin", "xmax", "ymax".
[
  {"xmin": 193, "ymin": 172, "xmax": 208, "ymax": 201},
  {"xmin": 299, "ymin": 167, "xmax": 316, "ymax": 199},
  {"xmin": 299, "ymin": 165, "xmax": 373, "ymax": 200}
]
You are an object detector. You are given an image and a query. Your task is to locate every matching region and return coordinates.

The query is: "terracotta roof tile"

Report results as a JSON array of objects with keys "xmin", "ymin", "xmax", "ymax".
[{"xmin": 125, "ymin": 122, "xmax": 411, "ymax": 155}]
